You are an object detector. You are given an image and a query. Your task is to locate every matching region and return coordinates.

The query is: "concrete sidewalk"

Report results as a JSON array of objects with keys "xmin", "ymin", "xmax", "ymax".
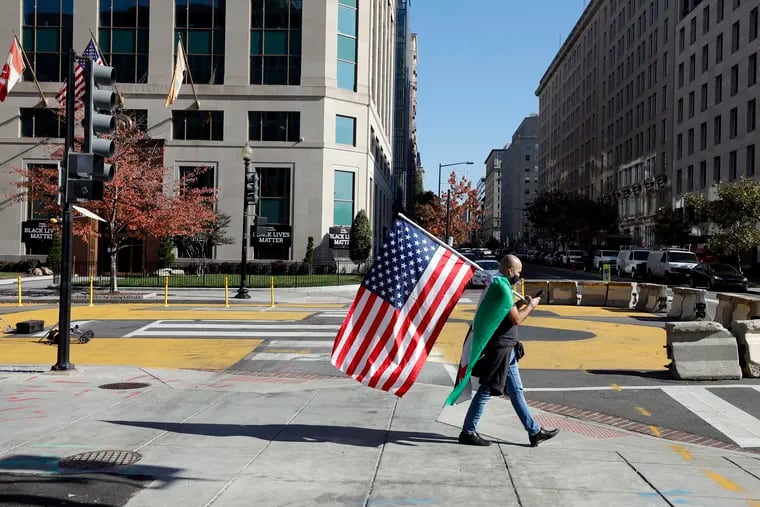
[{"xmin": 1, "ymin": 365, "xmax": 758, "ymax": 506}]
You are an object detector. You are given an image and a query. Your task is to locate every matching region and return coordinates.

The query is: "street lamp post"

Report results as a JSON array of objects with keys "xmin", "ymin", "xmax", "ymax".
[
  {"xmin": 438, "ymin": 161, "xmax": 474, "ymax": 198},
  {"xmin": 235, "ymin": 143, "xmax": 254, "ymax": 299}
]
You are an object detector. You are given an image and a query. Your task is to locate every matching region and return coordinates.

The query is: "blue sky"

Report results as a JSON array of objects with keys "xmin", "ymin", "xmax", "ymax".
[{"xmin": 410, "ymin": 1, "xmax": 589, "ymax": 193}]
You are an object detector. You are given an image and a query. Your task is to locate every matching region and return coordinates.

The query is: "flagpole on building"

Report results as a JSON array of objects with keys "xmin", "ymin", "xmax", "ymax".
[
  {"xmin": 88, "ymin": 28, "xmax": 125, "ymax": 108},
  {"xmin": 396, "ymin": 213, "xmax": 483, "ymax": 272},
  {"xmin": 13, "ymin": 34, "xmax": 48, "ymax": 107}
]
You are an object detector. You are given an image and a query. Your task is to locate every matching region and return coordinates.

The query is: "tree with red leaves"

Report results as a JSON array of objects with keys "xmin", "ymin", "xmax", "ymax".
[
  {"xmin": 11, "ymin": 120, "xmax": 218, "ymax": 292},
  {"xmin": 415, "ymin": 171, "xmax": 482, "ymax": 246}
]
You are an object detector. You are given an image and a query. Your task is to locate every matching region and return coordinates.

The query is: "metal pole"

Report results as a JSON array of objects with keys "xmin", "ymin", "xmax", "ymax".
[
  {"xmin": 445, "ymin": 189, "xmax": 451, "ymax": 246},
  {"xmin": 437, "ymin": 162, "xmax": 442, "ymax": 198},
  {"xmin": 53, "ymin": 48, "xmax": 76, "ymax": 371},
  {"xmin": 235, "ymin": 158, "xmax": 251, "ymax": 299}
]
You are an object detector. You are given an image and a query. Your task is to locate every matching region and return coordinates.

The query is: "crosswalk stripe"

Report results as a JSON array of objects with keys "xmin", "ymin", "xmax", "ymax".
[
  {"xmin": 662, "ymin": 386, "xmax": 760, "ymax": 448},
  {"xmin": 142, "ymin": 323, "xmax": 339, "ymax": 330},
  {"xmin": 267, "ymin": 340, "xmax": 333, "ymax": 347},
  {"xmin": 133, "ymin": 330, "xmax": 337, "ymax": 337},
  {"xmin": 248, "ymin": 352, "xmax": 330, "ymax": 361}
]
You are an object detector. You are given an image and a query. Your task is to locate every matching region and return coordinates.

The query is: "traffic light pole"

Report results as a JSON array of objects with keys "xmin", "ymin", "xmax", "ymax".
[
  {"xmin": 235, "ymin": 158, "xmax": 252, "ymax": 299},
  {"xmin": 53, "ymin": 49, "xmax": 77, "ymax": 371}
]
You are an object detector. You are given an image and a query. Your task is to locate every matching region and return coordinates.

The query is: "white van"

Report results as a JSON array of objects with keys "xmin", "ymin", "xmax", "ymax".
[
  {"xmin": 616, "ymin": 249, "xmax": 650, "ymax": 277},
  {"xmin": 645, "ymin": 249, "xmax": 699, "ymax": 283}
]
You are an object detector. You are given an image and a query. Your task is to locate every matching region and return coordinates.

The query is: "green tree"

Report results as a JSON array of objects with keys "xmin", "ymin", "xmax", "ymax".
[
  {"xmin": 46, "ymin": 233, "xmax": 62, "ymax": 272},
  {"xmin": 685, "ymin": 178, "xmax": 760, "ymax": 268},
  {"xmin": 158, "ymin": 237, "xmax": 175, "ymax": 268},
  {"xmin": 349, "ymin": 210, "xmax": 372, "ymax": 267},
  {"xmin": 303, "ymin": 236, "xmax": 314, "ymax": 273},
  {"xmin": 652, "ymin": 206, "xmax": 692, "ymax": 248},
  {"xmin": 174, "ymin": 213, "xmax": 233, "ymax": 275}
]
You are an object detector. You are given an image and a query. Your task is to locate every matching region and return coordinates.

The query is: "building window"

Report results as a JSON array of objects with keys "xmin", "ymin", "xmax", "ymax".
[
  {"xmin": 335, "ymin": 115, "xmax": 356, "ymax": 145},
  {"xmin": 677, "ymin": 133, "xmax": 683, "ymax": 159},
  {"xmin": 748, "ymin": 145, "xmax": 756, "ymax": 176},
  {"xmin": 703, "ymin": 5, "xmax": 710, "ymax": 34},
  {"xmin": 20, "ymin": 108, "xmax": 64, "ymax": 138},
  {"xmin": 172, "ymin": 110, "xmax": 223, "ymax": 140},
  {"xmin": 177, "ymin": 165, "xmax": 215, "ymax": 257},
  {"xmin": 700, "ymin": 121, "xmax": 707, "ymax": 150},
  {"xmin": 699, "ymin": 160, "xmax": 707, "ymax": 188},
  {"xmin": 749, "ymin": 53, "xmax": 758, "ymax": 86},
  {"xmin": 333, "ymin": 170, "xmax": 354, "ymax": 226},
  {"xmin": 22, "ymin": 0, "xmax": 73, "ymax": 82},
  {"xmin": 27, "ymin": 163, "xmax": 57, "ymax": 222},
  {"xmin": 748, "ymin": 99, "xmax": 757, "ymax": 132},
  {"xmin": 730, "ymin": 64, "xmax": 739, "ymax": 95},
  {"xmin": 248, "ymin": 111, "xmax": 300, "ymax": 142},
  {"xmin": 729, "ymin": 150, "xmax": 737, "ymax": 179},
  {"xmin": 701, "ymin": 44, "xmax": 709, "ymax": 73},
  {"xmin": 714, "ymin": 114, "xmax": 722, "ymax": 144},
  {"xmin": 715, "ymin": 73, "xmax": 723, "ymax": 103},
  {"xmin": 700, "ymin": 83, "xmax": 708, "ymax": 111},
  {"xmin": 678, "ymin": 26, "xmax": 685, "ymax": 52},
  {"xmin": 713, "ymin": 155, "xmax": 721, "ymax": 182},
  {"xmin": 677, "ymin": 97, "xmax": 683, "ymax": 123},
  {"xmin": 688, "ymin": 128, "xmax": 694, "ymax": 154},
  {"xmin": 98, "ymin": 0, "xmax": 149, "ymax": 84},
  {"xmin": 122, "ymin": 109, "xmax": 148, "ymax": 131},
  {"xmin": 250, "ymin": 0, "xmax": 302, "ymax": 85},
  {"xmin": 676, "ymin": 168, "xmax": 682, "ymax": 194},
  {"xmin": 687, "ymin": 165, "xmax": 694, "ymax": 191},
  {"xmin": 175, "ymin": 0, "xmax": 225, "ymax": 84},
  {"xmin": 678, "ymin": 62, "xmax": 684, "ymax": 87},
  {"xmin": 689, "ymin": 54, "xmax": 695, "ymax": 81},
  {"xmin": 690, "ymin": 17, "xmax": 697, "ymax": 43},
  {"xmin": 731, "ymin": 21, "xmax": 740, "ymax": 53},
  {"xmin": 751, "ymin": 7, "xmax": 759, "ymax": 41},
  {"xmin": 255, "ymin": 166, "xmax": 291, "ymax": 260},
  {"xmin": 688, "ymin": 91, "xmax": 695, "ymax": 118},
  {"xmin": 716, "ymin": 33, "xmax": 723, "ymax": 63},
  {"xmin": 729, "ymin": 107, "xmax": 738, "ymax": 138},
  {"xmin": 718, "ymin": 0, "xmax": 725, "ymax": 22},
  {"xmin": 337, "ymin": 0, "xmax": 357, "ymax": 91}
]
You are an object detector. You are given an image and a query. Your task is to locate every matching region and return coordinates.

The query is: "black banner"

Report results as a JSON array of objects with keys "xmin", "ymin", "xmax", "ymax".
[
  {"xmin": 21, "ymin": 220, "xmax": 55, "ymax": 249},
  {"xmin": 329, "ymin": 226, "xmax": 351, "ymax": 249},
  {"xmin": 254, "ymin": 224, "xmax": 292, "ymax": 247}
]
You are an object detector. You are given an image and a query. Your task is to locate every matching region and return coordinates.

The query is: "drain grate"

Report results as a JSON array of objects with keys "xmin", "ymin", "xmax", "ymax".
[
  {"xmin": 98, "ymin": 382, "xmax": 151, "ymax": 390},
  {"xmin": 59, "ymin": 450, "xmax": 142, "ymax": 470}
]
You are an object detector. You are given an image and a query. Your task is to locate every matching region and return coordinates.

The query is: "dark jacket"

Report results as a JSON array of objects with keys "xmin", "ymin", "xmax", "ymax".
[{"xmin": 472, "ymin": 312, "xmax": 519, "ymax": 396}]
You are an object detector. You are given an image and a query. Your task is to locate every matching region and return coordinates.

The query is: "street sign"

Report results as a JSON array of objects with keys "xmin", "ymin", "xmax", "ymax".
[
  {"xmin": 21, "ymin": 220, "xmax": 55, "ymax": 250},
  {"xmin": 329, "ymin": 226, "xmax": 351, "ymax": 249}
]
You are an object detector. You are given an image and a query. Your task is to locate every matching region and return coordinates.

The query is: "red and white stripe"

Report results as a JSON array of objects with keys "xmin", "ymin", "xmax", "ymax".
[{"xmin": 331, "ymin": 247, "xmax": 473, "ymax": 397}]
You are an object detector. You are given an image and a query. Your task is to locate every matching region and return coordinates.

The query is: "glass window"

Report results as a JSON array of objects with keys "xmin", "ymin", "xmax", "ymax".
[
  {"xmin": 336, "ymin": 115, "xmax": 356, "ymax": 145},
  {"xmin": 748, "ymin": 145, "xmax": 756, "ymax": 176},
  {"xmin": 22, "ymin": 0, "xmax": 73, "ymax": 82},
  {"xmin": 250, "ymin": 0, "xmax": 302, "ymax": 85},
  {"xmin": 713, "ymin": 155, "xmax": 721, "ymax": 182},
  {"xmin": 176, "ymin": 0, "xmax": 225, "ymax": 84},
  {"xmin": 749, "ymin": 99, "xmax": 757, "ymax": 132},
  {"xmin": 731, "ymin": 21, "xmax": 740, "ymax": 53},
  {"xmin": 334, "ymin": 170, "xmax": 354, "ymax": 226},
  {"xmin": 254, "ymin": 166, "xmax": 291, "ymax": 260},
  {"xmin": 172, "ymin": 110, "xmax": 223, "ymax": 140},
  {"xmin": 729, "ymin": 150, "xmax": 737, "ymax": 179},
  {"xmin": 714, "ymin": 114, "xmax": 722, "ymax": 144},
  {"xmin": 99, "ymin": 0, "xmax": 149, "ymax": 83},
  {"xmin": 730, "ymin": 107, "xmax": 738, "ymax": 138},
  {"xmin": 751, "ymin": 7, "xmax": 759, "ymax": 41},
  {"xmin": 750, "ymin": 53, "xmax": 758, "ymax": 87},
  {"xmin": 20, "ymin": 108, "xmax": 64, "ymax": 138},
  {"xmin": 337, "ymin": 0, "xmax": 357, "ymax": 91},
  {"xmin": 248, "ymin": 111, "xmax": 300, "ymax": 142}
]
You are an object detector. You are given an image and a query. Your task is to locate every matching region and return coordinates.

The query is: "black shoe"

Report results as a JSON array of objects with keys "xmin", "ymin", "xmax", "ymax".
[
  {"xmin": 458, "ymin": 431, "xmax": 491, "ymax": 446},
  {"xmin": 529, "ymin": 428, "xmax": 559, "ymax": 447}
]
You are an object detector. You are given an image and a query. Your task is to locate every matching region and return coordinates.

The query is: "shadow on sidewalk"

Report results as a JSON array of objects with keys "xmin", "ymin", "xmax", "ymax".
[
  {"xmin": 583, "ymin": 369, "xmax": 673, "ymax": 381},
  {"xmin": 103, "ymin": 420, "xmax": 457, "ymax": 447}
]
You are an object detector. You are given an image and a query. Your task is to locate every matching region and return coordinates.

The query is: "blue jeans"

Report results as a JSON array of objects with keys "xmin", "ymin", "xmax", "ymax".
[{"xmin": 462, "ymin": 349, "xmax": 540, "ymax": 436}]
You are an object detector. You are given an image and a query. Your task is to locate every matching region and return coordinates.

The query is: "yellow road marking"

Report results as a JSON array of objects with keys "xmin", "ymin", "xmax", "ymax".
[
  {"xmin": 0, "ymin": 337, "xmax": 263, "ymax": 370},
  {"xmin": 611, "ymin": 384, "xmax": 622, "ymax": 391},
  {"xmin": 648, "ymin": 425, "xmax": 661, "ymax": 437},
  {"xmin": 703, "ymin": 469, "xmax": 745, "ymax": 493},
  {"xmin": 635, "ymin": 406, "xmax": 651, "ymax": 416},
  {"xmin": 746, "ymin": 499, "xmax": 760, "ymax": 507},
  {"xmin": 670, "ymin": 444, "xmax": 693, "ymax": 461}
]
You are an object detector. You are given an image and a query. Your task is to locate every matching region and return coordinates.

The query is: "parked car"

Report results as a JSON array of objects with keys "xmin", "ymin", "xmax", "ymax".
[
  {"xmin": 562, "ymin": 250, "xmax": 586, "ymax": 269},
  {"xmin": 470, "ymin": 258, "xmax": 501, "ymax": 288},
  {"xmin": 592, "ymin": 250, "xmax": 618, "ymax": 272},
  {"xmin": 645, "ymin": 249, "xmax": 699, "ymax": 283},
  {"xmin": 689, "ymin": 263, "xmax": 748, "ymax": 291},
  {"xmin": 616, "ymin": 249, "xmax": 650, "ymax": 277}
]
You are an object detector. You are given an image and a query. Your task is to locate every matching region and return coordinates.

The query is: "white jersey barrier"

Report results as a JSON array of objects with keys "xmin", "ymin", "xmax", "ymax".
[
  {"xmin": 730, "ymin": 320, "xmax": 760, "ymax": 378},
  {"xmin": 578, "ymin": 281, "xmax": 607, "ymax": 306},
  {"xmin": 547, "ymin": 281, "xmax": 578, "ymax": 305},
  {"xmin": 714, "ymin": 293, "xmax": 760, "ymax": 330},
  {"xmin": 667, "ymin": 287, "xmax": 709, "ymax": 321},
  {"xmin": 522, "ymin": 280, "xmax": 549, "ymax": 301},
  {"xmin": 665, "ymin": 321, "xmax": 742, "ymax": 380},
  {"xmin": 605, "ymin": 281, "xmax": 637, "ymax": 308},
  {"xmin": 635, "ymin": 283, "xmax": 669, "ymax": 312}
]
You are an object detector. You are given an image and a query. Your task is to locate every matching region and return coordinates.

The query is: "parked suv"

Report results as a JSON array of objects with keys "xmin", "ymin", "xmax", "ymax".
[
  {"xmin": 645, "ymin": 249, "xmax": 699, "ymax": 283},
  {"xmin": 616, "ymin": 249, "xmax": 650, "ymax": 278},
  {"xmin": 592, "ymin": 250, "xmax": 618, "ymax": 272}
]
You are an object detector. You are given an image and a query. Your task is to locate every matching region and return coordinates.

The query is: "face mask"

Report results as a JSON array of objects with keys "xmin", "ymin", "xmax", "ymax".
[{"xmin": 508, "ymin": 273, "xmax": 520, "ymax": 285}]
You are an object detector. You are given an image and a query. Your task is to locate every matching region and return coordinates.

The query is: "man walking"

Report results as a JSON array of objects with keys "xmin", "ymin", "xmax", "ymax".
[{"xmin": 458, "ymin": 254, "xmax": 559, "ymax": 447}]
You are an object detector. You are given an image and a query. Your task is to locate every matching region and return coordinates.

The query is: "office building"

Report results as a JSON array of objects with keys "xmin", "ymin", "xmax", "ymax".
[{"xmin": 499, "ymin": 115, "xmax": 539, "ymax": 247}]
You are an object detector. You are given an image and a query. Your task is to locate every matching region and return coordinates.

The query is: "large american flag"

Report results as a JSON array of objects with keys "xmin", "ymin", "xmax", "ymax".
[
  {"xmin": 56, "ymin": 39, "xmax": 103, "ymax": 111},
  {"xmin": 331, "ymin": 216, "xmax": 475, "ymax": 397}
]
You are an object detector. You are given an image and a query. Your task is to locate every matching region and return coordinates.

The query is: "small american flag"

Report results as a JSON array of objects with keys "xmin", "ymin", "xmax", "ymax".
[
  {"xmin": 56, "ymin": 39, "xmax": 103, "ymax": 111},
  {"xmin": 331, "ymin": 216, "xmax": 475, "ymax": 397}
]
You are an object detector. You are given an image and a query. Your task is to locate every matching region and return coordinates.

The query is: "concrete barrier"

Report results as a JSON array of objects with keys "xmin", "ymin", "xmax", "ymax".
[
  {"xmin": 522, "ymin": 280, "xmax": 549, "ymax": 300},
  {"xmin": 730, "ymin": 320, "xmax": 760, "ymax": 378},
  {"xmin": 714, "ymin": 293, "xmax": 760, "ymax": 330},
  {"xmin": 635, "ymin": 283, "xmax": 668, "ymax": 313},
  {"xmin": 579, "ymin": 281, "xmax": 608, "ymax": 306},
  {"xmin": 605, "ymin": 281, "xmax": 637, "ymax": 309},
  {"xmin": 547, "ymin": 281, "xmax": 578, "ymax": 305},
  {"xmin": 668, "ymin": 287, "xmax": 709, "ymax": 321},
  {"xmin": 665, "ymin": 321, "xmax": 742, "ymax": 380}
]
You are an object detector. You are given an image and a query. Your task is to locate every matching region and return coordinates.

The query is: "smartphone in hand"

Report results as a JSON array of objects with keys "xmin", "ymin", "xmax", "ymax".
[{"xmin": 533, "ymin": 289, "xmax": 544, "ymax": 299}]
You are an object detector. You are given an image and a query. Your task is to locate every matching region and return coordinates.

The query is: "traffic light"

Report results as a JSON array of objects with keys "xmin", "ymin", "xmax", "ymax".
[
  {"xmin": 244, "ymin": 167, "xmax": 259, "ymax": 206},
  {"xmin": 84, "ymin": 61, "xmax": 117, "ymax": 184}
]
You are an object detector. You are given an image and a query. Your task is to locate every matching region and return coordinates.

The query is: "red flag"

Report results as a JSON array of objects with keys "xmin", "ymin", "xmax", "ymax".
[
  {"xmin": 331, "ymin": 216, "xmax": 474, "ymax": 397},
  {"xmin": 0, "ymin": 38, "xmax": 25, "ymax": 102}
]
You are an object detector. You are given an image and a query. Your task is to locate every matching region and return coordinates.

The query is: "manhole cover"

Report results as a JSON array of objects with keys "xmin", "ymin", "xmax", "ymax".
[
  {"xmin": 59, "ymin": 450, "xmax": 142, "ymax": 470},
  {"xmin": 98, "ymin": 382, "xmax": 151, "ymax": 390}
]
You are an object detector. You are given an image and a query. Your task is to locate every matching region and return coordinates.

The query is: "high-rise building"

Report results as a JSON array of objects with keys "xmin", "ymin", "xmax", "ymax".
[
  {"xmin": 482, "ymin": 149, "xmax": 504, "ymax": 245},
  {"xmin": 500, "ymin": 115, "xmax": 540, "ymax": 247},
  {"xmin": 0, "ymin": 0, "xmax": 398, "ymax": 269}
]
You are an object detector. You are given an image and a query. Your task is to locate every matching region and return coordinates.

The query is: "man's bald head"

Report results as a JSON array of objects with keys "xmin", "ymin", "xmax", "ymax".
[{"xmin": 500, "ymin": 254, "xmax": 522, "ymax": 275}]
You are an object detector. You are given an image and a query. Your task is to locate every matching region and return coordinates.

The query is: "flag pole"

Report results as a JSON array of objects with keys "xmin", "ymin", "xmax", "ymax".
[
  {"xmin": 13, "ymin": 34, "xmax": 48, "ymax": 107},
  {"xmin": 178, "ymin": 37, "xmax": 200, "ymax": 108},
  {"xmin": 396, "ymin": 213, "xmax": 483, "ymax": 272},
  {"xmin": 88, "ymin": 28, "xmax": 125, "ymax": 108}
]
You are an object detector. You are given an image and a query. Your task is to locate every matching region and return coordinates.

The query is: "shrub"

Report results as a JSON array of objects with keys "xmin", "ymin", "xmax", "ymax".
[{"xmin": 271, "ymin": 261, "xmax": 288, "ymax": 276}]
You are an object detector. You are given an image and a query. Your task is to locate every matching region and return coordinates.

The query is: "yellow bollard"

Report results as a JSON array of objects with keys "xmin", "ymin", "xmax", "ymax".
[
  {"xmin": 270, "ymin": 276, "xmax": 275, "ymax": 307},
  {"xmin": 89, "ymin": 276, "xmax": 94, "ymax": 307},
  {"xmin": 16, "ymin": 275, "xmax": 22, "ymax": 307},
  {"xmin": 163, "ymin": 275, "xmax": 169, "ymax": 307},
  {"xmin": 224, "ymin": 276, "xmax": 230, "ymax": 307}
]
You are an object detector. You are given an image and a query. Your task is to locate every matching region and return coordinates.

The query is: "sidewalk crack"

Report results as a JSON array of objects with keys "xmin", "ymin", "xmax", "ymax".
[
  {"xmin": 362, "ymin": 396, "xmax": 398, "ymax": 507},
  {"xmin": 618, "ymin": 451, "xmax": 675, "ymax": 506}
]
